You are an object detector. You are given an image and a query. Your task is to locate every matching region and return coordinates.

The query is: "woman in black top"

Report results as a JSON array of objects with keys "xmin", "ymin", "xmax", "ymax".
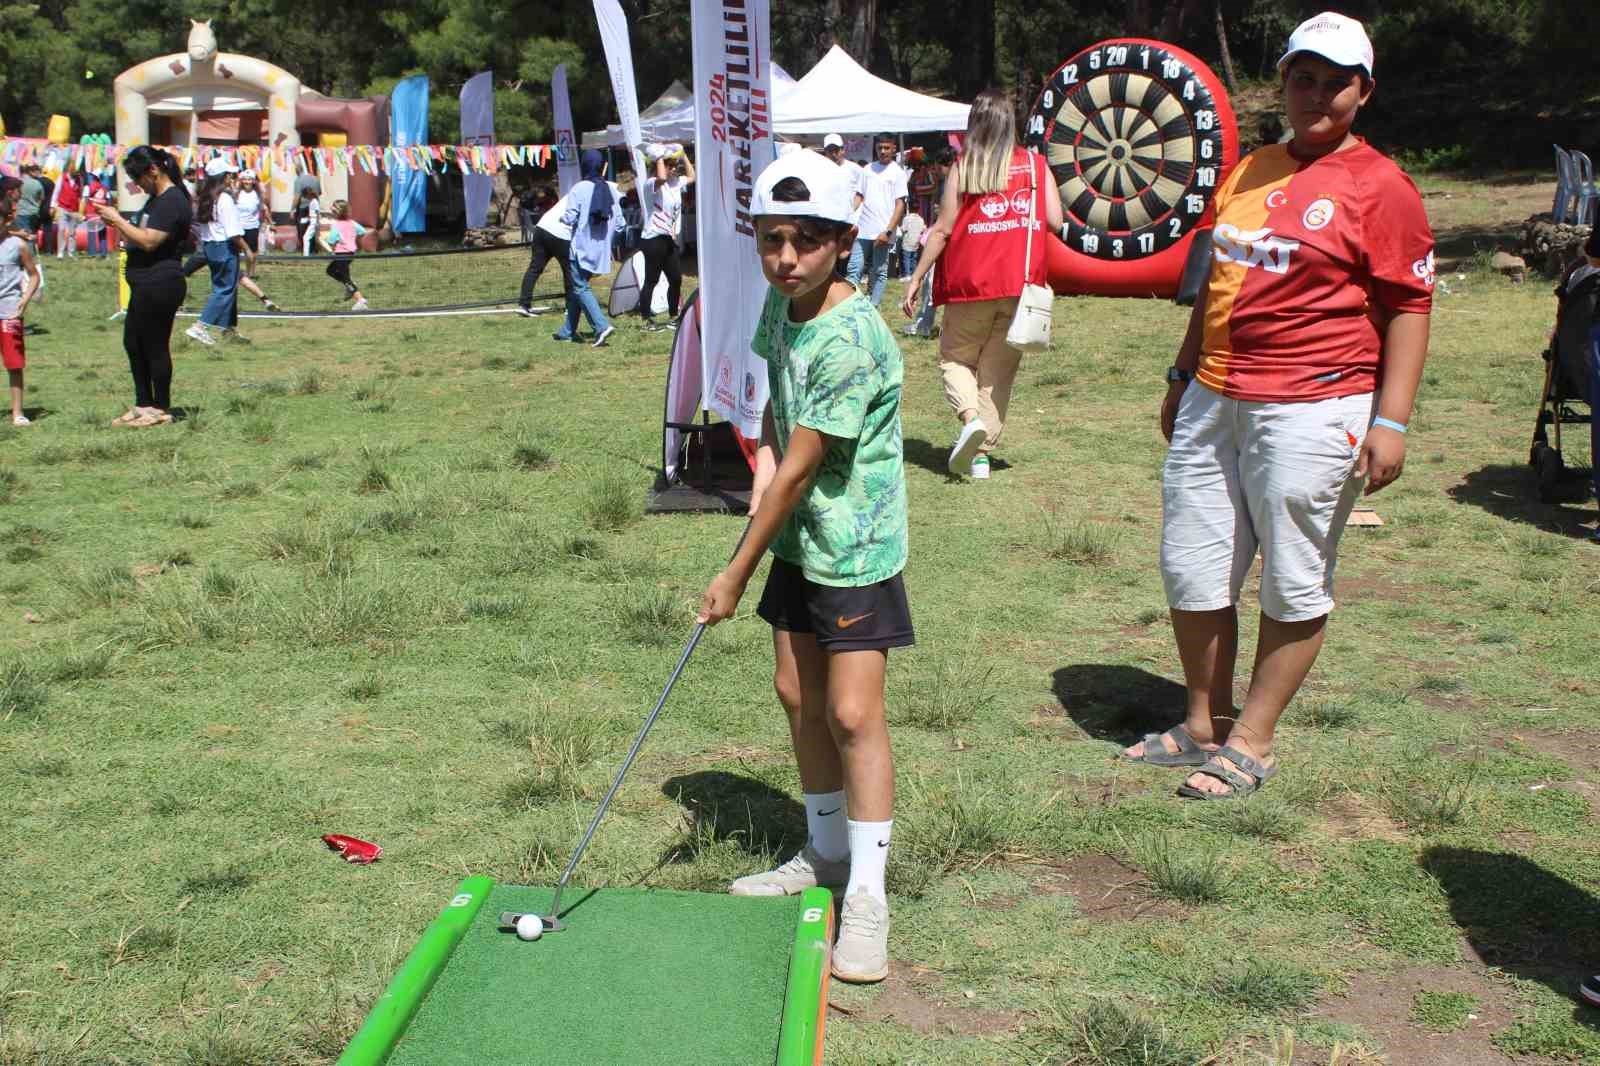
[{"xmin": 92, "ymin": 147, "xmax": 193, "ymax": 427}]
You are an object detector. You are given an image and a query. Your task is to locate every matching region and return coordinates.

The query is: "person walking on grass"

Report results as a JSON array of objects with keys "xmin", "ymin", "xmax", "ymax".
[
  {"xmin": 1123, "ymin": 13, "xmax": 1434, "ymax": 800},
  {"xmin": 186, "ymin": 157, "xmax": 246, "ymax": 347},
  {"xmin": 636, "ymin": 143, "xmax": 694, "ymax": 332},
  {"xmin": 699, "ymin": 149, "xmax": 911, "ymax": 986},
  {"xmin": 901, "ymin": 89, "xmax": 1063, "ymax": 481},
  {"xmin": 518, "ymin": 185, "xmax": 574, "ymax": 317},
  {"xmin": 318, "ymin": 200, "xmax": 369, "ymax": 311},
  {"xmin": 92, "ymin": 146, "xmax": 193, "ymax": 427},
  {"xmin": 51, "ymin": 167, "xmax": 83, "ymax": 259},
  {"xmin": 554, "ymin": 150, "xmax": 619, "ymax": 348},
  {"xmin": 0, "ymin": 199, "xmax": 42, "ymax": 425},
  {"xmin": 846, "ymin": 133, "xmax": 908, "ymax": 307}
]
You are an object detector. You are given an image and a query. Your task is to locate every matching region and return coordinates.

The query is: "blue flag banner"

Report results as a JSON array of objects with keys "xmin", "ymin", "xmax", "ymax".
[
  {"xmin": 461, "ymin": 71, "xmax": 495, "ymax": 229},
  {"xmin": 390, "ymin": 75, "xmax": 430, "ymax": 233}
]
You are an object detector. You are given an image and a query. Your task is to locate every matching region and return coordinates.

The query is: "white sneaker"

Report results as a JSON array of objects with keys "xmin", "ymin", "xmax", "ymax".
[
  {"xmin": 108, "ymin": 309, "xmax": 127, "ymax": 321},
  {"xmin": 351, "ymin": 298, "xmax": 370, "ymax": 311},
  {"xmin": 729, "ymin": 843, "xmax": 848, "ymax": 897},
  {"xmin": 185, "ymin": 323, "xmax": 216, "ymax": 347},
  {"xmin": 12, "ymin": 415, "xmax": 30, "ymax": 426},
  {"xmin": 831, "ymin": 890, "xmax": 889, "ymax": 983},
  {"xmin": 970, "ymin": 454, "xmax": 991, "ymax": 480},
  {"xmin": 948, "ymin": 419, "xmax": 986, "ymax": 473},
  {"xmin": 592, "ymin": 325, "xmax": 616, "ymax": 348}
]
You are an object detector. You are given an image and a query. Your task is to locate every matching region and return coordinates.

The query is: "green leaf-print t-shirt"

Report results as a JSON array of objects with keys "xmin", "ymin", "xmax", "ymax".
[{"xmin": 752, "ymin": 288, "xmax": 908, "ymax": 587}]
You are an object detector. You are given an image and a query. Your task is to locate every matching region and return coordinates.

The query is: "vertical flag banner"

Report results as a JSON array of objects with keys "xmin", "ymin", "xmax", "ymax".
[
  {"xmin": 460, "ymin": 71, "xmax": 495, "ymax": 229},
  {"xmin": 551, "ymin": 64, "xmax": 581, "ymax": 196},
  {"xmin": 691, "ymin": 0, "xmax": 774, "ymax": 460},
  {"xmin": 389, "ymin": 75, "xmax": 430, "ymax": 234},
  {"xmin": 592, "ymin": 0, "xmax": 653, "ymax": 218}
]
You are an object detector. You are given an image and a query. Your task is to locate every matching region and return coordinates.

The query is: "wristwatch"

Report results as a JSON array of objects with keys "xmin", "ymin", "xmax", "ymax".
[{"xmin": 1166, "ymin": 366, "xmax": 1193, "ymax": 384}]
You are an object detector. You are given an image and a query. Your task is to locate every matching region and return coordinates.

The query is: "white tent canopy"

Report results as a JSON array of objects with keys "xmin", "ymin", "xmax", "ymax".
[
  {"xmin": 583, "ymin": 79, "xmax": 693, "ymax": 148},
  {"xmin": 586, "ymin": 50, "xmax": 967, "ymax": 151},
  {"xmin": 774, "ymin": 46, "xmax": 969, "ymax": 135}
]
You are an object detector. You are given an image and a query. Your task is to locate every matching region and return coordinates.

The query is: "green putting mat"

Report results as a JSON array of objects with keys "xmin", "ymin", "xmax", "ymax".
[{"xmin": 345, "ymin": 881, "xmax": 829, "ymax": 1066}]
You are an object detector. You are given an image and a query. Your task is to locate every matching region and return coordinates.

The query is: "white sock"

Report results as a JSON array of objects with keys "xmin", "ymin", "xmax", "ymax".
[
  {"xmin": 844, "ymin": 818, "xmax": 892, "ymax": 904},
  {"xmin": 803, "ymin": 790, "xmax": 848, "ymax": 862}
]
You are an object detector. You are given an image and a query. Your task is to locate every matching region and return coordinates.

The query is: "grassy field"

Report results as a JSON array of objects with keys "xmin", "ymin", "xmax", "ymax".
[{"xmin": 2, "ymin": 173, "xmax": 1598, "ymax": 1066}]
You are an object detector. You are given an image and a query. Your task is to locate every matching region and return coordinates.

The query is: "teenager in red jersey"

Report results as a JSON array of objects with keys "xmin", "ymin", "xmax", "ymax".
[{"xmin": 1124, "ymin": 12, "xmax": 1433, "ymax": 798}]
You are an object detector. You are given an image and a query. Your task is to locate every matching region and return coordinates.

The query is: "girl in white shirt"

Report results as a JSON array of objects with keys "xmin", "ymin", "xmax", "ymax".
[
  {"xmin": 635, "ymin": 144, "xmax": 695, "ymax": 331},
  {"xmin": 188, "ymin": 164, "xmax": 246, "ymax": 345}
]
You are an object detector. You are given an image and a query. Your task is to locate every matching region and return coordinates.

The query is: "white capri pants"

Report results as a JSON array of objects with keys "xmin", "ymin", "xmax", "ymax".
[{"xmin": 1160, "ymin": 385, "xmax": 1374, "ymax": 623}]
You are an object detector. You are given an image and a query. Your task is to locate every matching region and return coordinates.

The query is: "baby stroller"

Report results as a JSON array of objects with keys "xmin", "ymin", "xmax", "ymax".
[{"xmin": 1529, "ymin": 261, "xmax": 1597, "ymax": 505}]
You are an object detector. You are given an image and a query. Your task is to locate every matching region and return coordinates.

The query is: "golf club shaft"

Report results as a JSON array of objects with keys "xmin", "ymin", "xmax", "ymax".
[{"xmin": 546, "ymin": 519, "xmax": 753, "ymax": 922}]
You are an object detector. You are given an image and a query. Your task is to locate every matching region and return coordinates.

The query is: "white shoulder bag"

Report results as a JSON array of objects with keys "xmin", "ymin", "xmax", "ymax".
[{"xmin": 1004, "ymin": 150, "xmax": 1054, "ymax": 352}]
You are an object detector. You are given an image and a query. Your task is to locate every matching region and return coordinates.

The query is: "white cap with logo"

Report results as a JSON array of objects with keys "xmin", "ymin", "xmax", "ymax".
[
  {"xmin": 822, "ymin": 133, "xmax": 844, "ymax": 149},
  {"xmin": 1277, "ymin": 11, "xmax": 1374, "ymax": 79},
  {"xmin": 203, "ymin": 156, "xmax": 239, "ymax": 177},
  {"xmin": 752, "ymin": 149, "xmax": 855, "ymax": 223}
]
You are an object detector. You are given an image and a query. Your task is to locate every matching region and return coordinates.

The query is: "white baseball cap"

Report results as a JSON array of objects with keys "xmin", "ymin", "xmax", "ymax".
[
  {"xmin": 203, "ymin": 156, "xmax": 238, "ymax": 177},
  {"xmin": 752, "ymin": 149, "xmax": 854, "ymax": 223},
  {"xmin": 822, "ymin": 133, "xmax": 844, "ymax": 149},
  {"xmin": 1277, "ymin": 11, "xmax": 1374, "ymax": 79}
]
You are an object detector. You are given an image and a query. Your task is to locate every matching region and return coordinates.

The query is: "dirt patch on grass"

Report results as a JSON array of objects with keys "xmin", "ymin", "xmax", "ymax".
[
  {"xmin": 1011, "ymin": 852, "xmax": 1182, "ymax": 922},
  {"xmin": 1319, "ymin": 792, "xmax": 1410, "ymax": 844},
  {"xmin": 833, "ymin": 960, "xmax": 1025, "ymax": 1036},
  {"xmin": 1336, "ymin": 574, "xmax": 1416, "ymax": 603},
  {"xmin": 1308, "ymin": 964, "xmax": 1536, "ymax": 1066},
  {"xmin": 1509, "ymin": 729, "xmax": 1600, "ymax": 775}
]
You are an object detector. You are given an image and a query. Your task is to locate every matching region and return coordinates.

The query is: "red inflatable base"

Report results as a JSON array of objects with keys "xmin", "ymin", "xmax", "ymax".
[{"xmin": 1044, "ymin": 230, "xmax": 1199, "ymax": 299}]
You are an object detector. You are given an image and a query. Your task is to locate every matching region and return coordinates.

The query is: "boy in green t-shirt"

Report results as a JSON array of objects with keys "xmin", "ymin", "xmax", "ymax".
[{"xmin": 698, "ymin": 149, "xmax": 911, "ymax": 985}]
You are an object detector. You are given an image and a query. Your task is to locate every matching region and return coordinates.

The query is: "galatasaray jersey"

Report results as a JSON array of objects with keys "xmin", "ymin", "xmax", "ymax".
[{"xmin": 1198, "ymin": 140, "xmax": 1434, "ymax": 403}]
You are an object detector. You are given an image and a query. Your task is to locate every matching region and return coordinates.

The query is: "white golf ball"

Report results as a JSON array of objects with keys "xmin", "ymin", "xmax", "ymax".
[{"xmin": 515, "ymin": 914, "xmax": 543, "ymax": 941}]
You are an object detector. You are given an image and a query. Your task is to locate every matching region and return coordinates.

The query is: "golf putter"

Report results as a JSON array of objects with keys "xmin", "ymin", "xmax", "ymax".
[{"xmin": 527, "ymin": 520, "xmax": 754, "ymax": 933}]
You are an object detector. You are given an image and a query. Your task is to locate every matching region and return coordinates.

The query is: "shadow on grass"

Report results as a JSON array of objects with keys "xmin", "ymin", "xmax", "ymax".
[
  {"xmin": 1448, "ymin": 463, "xmax": 1596, "ymax": 538},
  {"xmin": 1421, "ymin": 846, "xmax": 1600, "ymax": 1030},
  {"xmin": 660, "ymin": 769, "xmax": 805, "ymax": 861},
  {"xmin": 904, "ymin": 437, "xmax": 1011, "ymax": 481},
  {"xmin": 1051, "ymin": 664, "xmax": 1190, "ymax": 745}
]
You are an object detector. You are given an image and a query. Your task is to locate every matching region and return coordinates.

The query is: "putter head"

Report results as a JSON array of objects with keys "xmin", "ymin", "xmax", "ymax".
[{"xmin": 497, "ymin": 910, "xmax": 566, "ymax": 933}]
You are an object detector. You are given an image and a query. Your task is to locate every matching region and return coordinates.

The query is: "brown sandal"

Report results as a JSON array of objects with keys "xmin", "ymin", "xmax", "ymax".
[{"xmin": 111, "ymin": 409, "xmax": 140, "ymax": 427}]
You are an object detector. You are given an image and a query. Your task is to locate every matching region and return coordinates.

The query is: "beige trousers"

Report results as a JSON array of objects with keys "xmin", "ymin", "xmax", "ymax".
[{"xmin": 938, "ymin": 296, "xmax": 1022, "ymax": 452}]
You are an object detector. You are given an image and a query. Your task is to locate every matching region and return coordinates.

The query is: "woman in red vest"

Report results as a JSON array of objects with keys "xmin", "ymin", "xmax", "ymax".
[{"xmin": 901, "ymin": 88, "xmax": 1063, "ymax": 480}]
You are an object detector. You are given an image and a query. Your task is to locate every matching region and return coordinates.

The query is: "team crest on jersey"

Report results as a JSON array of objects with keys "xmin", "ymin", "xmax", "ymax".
[
  {"xmin": 1411, "ymin": 250, "xmax": 1436, "ymax": 289},
  {"xmin": 1302, "ymin": 198, "xmax": 1336, "ymax": 231},
  {"xmin": 1212, "ymin": 223, "xmax": 1301, "ymax": 275},
  {"xmin": 978, "ymin": 194, "xmax": 1009, "ymax": 220}
]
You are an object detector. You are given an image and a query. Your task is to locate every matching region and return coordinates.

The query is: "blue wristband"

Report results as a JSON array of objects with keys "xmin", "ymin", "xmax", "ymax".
[{"xmin": 1372, "ymin": 416, "xmax": 1408, "ymax": 434}]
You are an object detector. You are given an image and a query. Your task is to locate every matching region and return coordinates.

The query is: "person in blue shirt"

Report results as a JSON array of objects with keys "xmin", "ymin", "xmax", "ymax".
[{"xmin": 555, "ymin": 150, "xmax": 620, "ymax": 347}]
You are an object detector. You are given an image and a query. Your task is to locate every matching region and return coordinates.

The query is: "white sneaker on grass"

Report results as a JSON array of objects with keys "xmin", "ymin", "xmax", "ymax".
[
  {"xmin": 831, "ymin": 890, "xmax": 889, "ymax": 983},
  {"xmin": 948, "ymin": 418, "xmax": 986, "ymax": 474},
  {"xmin": 970, "ymin": 454, "xmax": 991, "ymax": 480},
  {"xmin": 12, "ymin": 415, "xmax": 30, "ymax": 426},
  {"xmin": 351, "ymin": 298, "xmax": 370, "ymax": 312},
  {"xmin": 184, "ymin": 323, "xmax": 216, "ymax": 346},
  {"xmin": 592, "ymin": 325, "xmax": 616, "ymax": 348},
  {"xmin": 729, "ymin": 843, "xmax": 848, "ymax": 897}
]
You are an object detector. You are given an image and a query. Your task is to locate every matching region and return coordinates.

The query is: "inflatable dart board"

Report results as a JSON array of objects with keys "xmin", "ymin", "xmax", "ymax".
[{"xmin": 1025, "ymin": 39, "xmax": 1239, "ymax": 298}]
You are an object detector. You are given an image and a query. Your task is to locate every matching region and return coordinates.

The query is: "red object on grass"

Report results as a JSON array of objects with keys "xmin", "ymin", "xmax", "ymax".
[{"xmin": 322, "ymin": 834, "xmax": 382, "ymax": 864}]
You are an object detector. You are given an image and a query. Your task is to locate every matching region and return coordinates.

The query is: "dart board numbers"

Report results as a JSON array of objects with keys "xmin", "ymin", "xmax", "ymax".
[{"xmin": 1026, "ymin": 39, "xmax": 1229, "ymax": 264}]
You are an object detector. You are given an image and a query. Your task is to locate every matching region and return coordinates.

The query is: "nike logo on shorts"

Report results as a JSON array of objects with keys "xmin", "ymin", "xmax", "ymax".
[
  {"xmin": 837, "ymin": 612, "xmax": 875, "ymax": 629},
  {"xmin": 876, "ymin": 840, "xmax": 889, "ymax": 848},
  {"xmin": 817, "ymin": 808, "xmax": 840, "ymax": 817}
]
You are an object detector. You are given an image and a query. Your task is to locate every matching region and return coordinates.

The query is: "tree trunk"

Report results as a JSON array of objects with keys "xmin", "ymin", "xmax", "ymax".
[{"xmin": 1214, "ymin": 1, "xmax": 1239, "ymax": 96}]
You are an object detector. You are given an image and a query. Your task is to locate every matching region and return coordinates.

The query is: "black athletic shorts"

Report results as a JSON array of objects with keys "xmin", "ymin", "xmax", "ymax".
[{"xmin": 756, "ymin": 557, "xmax": 914, "ymax": 652}]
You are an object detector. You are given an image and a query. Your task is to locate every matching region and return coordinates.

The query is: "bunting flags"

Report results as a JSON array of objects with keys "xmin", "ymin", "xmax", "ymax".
[{"xmin": 0, "ymin": 137, "xmax": 557, "ymax": 178}]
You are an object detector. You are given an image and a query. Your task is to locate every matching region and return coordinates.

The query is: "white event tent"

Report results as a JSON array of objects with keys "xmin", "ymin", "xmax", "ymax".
[
  {"xmin": 774, "ymin": 46, "xmax": 969, "ymax": 135},
  {"xmin": 588, "ymin": 48, "xmax": 968, "ymax": 149}
]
